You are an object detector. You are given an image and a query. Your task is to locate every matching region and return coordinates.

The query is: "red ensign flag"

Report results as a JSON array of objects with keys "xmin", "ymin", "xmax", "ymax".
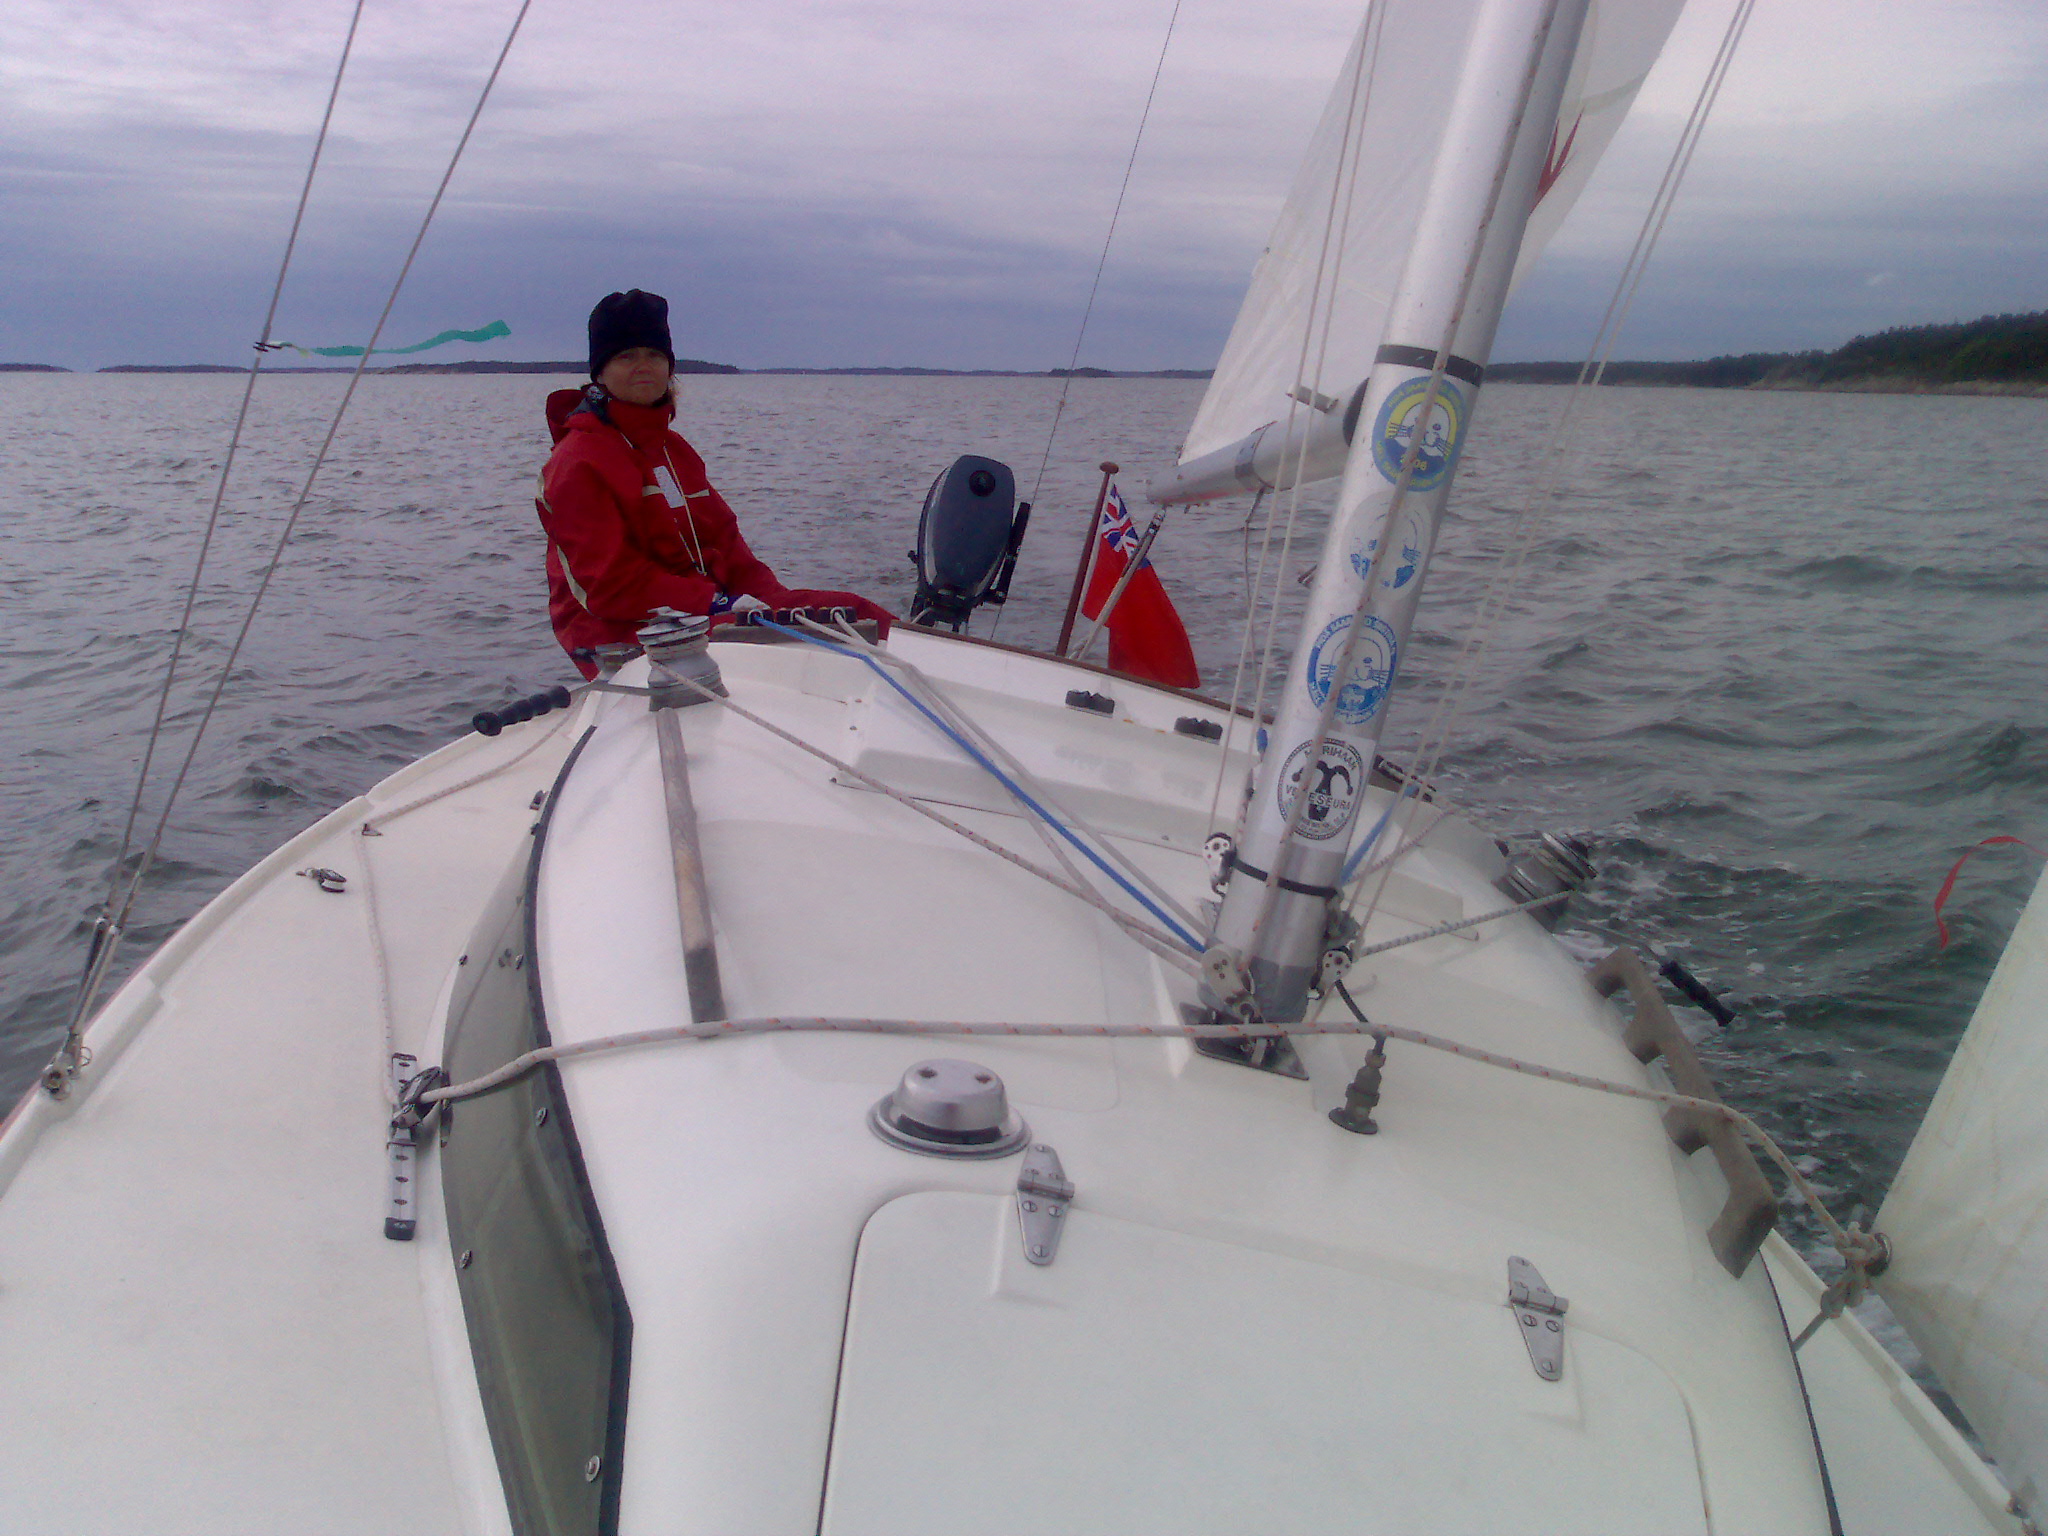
[{"xmin": 1079, "ymin": 483, "xmax": 1200, "ymax": 689}]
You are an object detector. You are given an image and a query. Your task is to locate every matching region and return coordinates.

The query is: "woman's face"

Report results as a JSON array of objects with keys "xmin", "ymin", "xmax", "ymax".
[{"xmin": 599, "ymin": 346, "xmax": 673, "ymax": 407}]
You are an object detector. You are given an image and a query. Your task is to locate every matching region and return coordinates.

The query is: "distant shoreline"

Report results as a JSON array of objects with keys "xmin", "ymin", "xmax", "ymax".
[
  {"xmin": 12, "ymin": 307, "xmax": 2046, "ymax": 393},
  {"xmin": 1489, "ymin": 369, "xmax": 2048, "ymax": 399},
  {"xmin": 29, "ymin": 366, "xmax": 2039, "ymax": 398},
  {"xmin": 24, "ymin": 360, "xmax": 1214, "ymax": 380}
]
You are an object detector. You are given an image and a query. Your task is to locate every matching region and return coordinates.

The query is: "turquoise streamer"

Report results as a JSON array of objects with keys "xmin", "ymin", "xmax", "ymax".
[{"xmin": 283, "ymin": 319, "xmax": 511, "ymax": 358}]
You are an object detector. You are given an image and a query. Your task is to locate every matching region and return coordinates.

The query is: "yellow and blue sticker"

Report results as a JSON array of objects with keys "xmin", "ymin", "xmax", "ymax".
[{"xmin": 1369, "ymin": 376, "xmax": 1467, "ymax": 492}]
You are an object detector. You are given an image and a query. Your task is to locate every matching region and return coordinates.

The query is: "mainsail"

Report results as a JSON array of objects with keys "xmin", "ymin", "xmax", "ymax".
[
  {"xmin": 1877, "ymin": 861, "xmax": 2048, "ymax": 1504},
  {"xmin": 1154, "ymin": 0, "xmax": 1683, "ymax": 503}
]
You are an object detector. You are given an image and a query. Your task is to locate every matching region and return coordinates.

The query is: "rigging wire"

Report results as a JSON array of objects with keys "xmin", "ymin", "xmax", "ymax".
[
  {"xmin": 1249, "ymin": 0, "xmax": 1388, "ymax": 729},
  {"xmin": 1244, "ymin": 0, "xmax": 1575, "ymax": 961},
  {"xmin": 1581, "ymin": 0, "xmax": 1759, "ymax": 390},
  {"xmin": 1294, "ymin": 0, "xmax": 1764, "ymax": 1032},
  {"xmin": 1204, "ymin": 2, "xmax": 1389, "ymax": 840},
  {"xmin": 76, "ymin": 0, "xmax": 369, "ymax": 1024},
  {"xmin": 1022, "ymin": 0, "xmax": 1186, "ymax": 515},
  {"xmin": 53, "ymin": 0, "xmax": 537, "ymax": 1083},
  {"xmin": 1316, "ymin": 0, "xmax": 1763, "ymax": 998},
  {"xmin": 1198, "ymin": 486, "xmax": 1270, "ymax": 834}
]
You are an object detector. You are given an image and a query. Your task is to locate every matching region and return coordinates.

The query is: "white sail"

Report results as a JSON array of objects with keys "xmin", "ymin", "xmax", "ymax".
[
  {"xmin": 1168, "ymin": 0, "xmax": 1684, "ymax": 491},
  {"xmin": 1877, "ymin": 860, "xmax": 2048, "ymax": 1504}
]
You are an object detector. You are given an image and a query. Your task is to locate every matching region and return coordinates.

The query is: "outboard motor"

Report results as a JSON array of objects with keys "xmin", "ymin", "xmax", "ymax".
[{"xmin": 908, "ymin": 456, "xmax": 1030, "ymax": 631}]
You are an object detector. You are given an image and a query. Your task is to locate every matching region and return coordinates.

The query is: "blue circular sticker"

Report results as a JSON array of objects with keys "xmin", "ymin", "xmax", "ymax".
[
  {"xmin": 1369, "ymin": 376, "xmax": 1466, "ymax": 491},
  {"xmin": 1350, "ymin": 507, "xmax": 1426, "ymax": 591},
  {"xmin": 1304, "ymin": 613, "xmax": 1399, "ymax": 727}
]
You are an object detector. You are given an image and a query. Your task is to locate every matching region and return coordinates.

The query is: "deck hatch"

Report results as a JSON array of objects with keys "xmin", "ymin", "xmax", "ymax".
[{"xmin": 822, "ymin": 1192, "xmax": 1707, "ymax": 1535}]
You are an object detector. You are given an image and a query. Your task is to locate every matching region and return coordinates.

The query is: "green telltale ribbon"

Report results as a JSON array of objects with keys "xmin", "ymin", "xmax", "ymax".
[{"xmin": 266, "ymin": 319, "xmax": 511, "ymax": 358}]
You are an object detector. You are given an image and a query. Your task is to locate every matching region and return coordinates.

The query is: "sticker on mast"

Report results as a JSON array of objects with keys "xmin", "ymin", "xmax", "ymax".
[
  {"xmin": 1350, "ymin": 507, "xmax": 1426, "ymax": 591},
  {"xmin": 1304, "ymin": 613, "xmax": 1398, "ymax": 727},
  {"xmin": 1277, "ymin": 738, "xmax": 1366, "ymax": 840},
  {"xmin": 1370, "ymin": 376, "xmax": 1467, "ymax": 491}
]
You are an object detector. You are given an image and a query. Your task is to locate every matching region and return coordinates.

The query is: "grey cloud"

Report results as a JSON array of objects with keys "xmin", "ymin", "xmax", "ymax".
[{"xmin": 5, "ymin": 0, "xmax": 2046, "ymax": 374}]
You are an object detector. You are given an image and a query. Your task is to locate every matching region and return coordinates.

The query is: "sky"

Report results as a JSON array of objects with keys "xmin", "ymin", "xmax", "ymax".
[{"xmin": 2, "ymin": 0, "xmax": 2044, "ymax": 372}]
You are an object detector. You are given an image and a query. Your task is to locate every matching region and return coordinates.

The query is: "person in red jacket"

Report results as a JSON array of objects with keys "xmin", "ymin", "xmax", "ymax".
[{"xmin": 537, "ymin": 289, "xmax": 892, "ymax": 676}]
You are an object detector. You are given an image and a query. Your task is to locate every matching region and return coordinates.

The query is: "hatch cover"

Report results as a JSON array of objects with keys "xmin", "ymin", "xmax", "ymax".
[{"xmin": 821, "ymin": 1192, "xmax": 1706, "ymax": 1535}]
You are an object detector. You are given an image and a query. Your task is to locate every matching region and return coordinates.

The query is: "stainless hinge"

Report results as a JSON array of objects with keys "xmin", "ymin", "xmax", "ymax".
[
  {"xmin": 1017, "ymin": 1143, "xmax": 1075, "ymax": 1266},
  {"xmin": 1507, "ymin": 1255, "xmax": 1568, "ymax": 1382}
]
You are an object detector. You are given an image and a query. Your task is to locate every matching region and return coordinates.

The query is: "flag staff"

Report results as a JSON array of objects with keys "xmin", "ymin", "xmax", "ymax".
[{"xmin": 1055, "ymin": 462, "xmax": 1118, "ymax": 655}]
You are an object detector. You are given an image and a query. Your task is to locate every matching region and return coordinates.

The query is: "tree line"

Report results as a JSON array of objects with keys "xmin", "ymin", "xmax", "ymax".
[{"xmin": 1492, "ymin": 309, "xmax": 2048, "ymax": 389}]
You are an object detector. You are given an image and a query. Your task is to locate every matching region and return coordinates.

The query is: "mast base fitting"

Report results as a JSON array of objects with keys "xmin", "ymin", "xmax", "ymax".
[
  {"xmin": 1197, "ymin": 1033, "xmax": 1309, "ymax": 1079},
  {"xmin": 1195, "ymin": 945, "xmax": 1260, "ymax": 1024},
  {"xmin": 1181, "ymin": 1004, "xmax": 1309, "ymax": 1080}
]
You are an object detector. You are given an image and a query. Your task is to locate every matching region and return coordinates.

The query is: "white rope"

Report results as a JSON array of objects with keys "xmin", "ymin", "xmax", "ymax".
[
  {"xmin": 413, "ymin": 999, "xmax": 1861, "ymax": 1270},
  {"xmin": 1346, "ymin": 887, "xmax": 1566, "ymax": 957},
  {"xmin": 424, "ymin": 1015, "xmax": 1376, "ymax": 1104},
  {"xmin": 360, "ymin": 702, "xmax": 579, "ymax": 835},
  {"xmin": 834, "ymin": 630, "xmax": 1124, "ymax": 918},
  {"xmin": 816, "ymin": 619, "xmax": 1108, "ymax": 905},
  {"xmin": 355, "ymin": 704, "xmax": 583, "ymax": 1103}
]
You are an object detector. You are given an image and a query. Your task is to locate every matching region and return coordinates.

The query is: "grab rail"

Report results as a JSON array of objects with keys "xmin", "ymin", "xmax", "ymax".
[{"xmin": 1590, "ymin": 947, "xmax": 1778, "ymax": 1278}]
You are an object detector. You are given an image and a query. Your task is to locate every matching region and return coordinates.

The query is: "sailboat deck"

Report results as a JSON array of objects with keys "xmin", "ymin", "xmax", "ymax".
[
  {"xmin": 0, "ymin": 718, "xmax": 577, "ymax": 1534},
  {"xmin": 512, "ymin": 632, "xmax": 1869, "ymax": 1531},
  {"xmin": 0, "ymin": 629, "xmax": 2019, "ymax": 1533}
]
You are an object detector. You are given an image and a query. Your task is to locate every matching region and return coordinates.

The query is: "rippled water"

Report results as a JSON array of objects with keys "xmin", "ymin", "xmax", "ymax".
[{"xmin": 3, "ymin": 373, "xmax": 2043, "ymax": 1248}]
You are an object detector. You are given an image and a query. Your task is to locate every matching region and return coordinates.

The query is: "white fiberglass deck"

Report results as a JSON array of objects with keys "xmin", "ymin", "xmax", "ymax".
[{"xmin": 0, "ymin": 627, "xmax": 2019, "ymax": 1534}]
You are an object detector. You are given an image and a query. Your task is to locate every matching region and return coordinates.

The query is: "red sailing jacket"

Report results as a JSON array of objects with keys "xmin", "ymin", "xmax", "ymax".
[{"xmin": 537, "ymin": 388, "xmax": 799, "ymax": 667}]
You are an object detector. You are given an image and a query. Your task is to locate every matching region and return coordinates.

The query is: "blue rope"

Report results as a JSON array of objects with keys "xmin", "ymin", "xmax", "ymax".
[
  {"xmin": 1340, "ymin": 775, "xmax": 1421, "ymax": 883},
  {"xmin": 758, "ymin": 620, "xmax": 1204, "ymax": 952}
]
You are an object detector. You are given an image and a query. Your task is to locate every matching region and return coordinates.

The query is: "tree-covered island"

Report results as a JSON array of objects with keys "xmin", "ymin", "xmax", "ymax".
[{"xmin": 1494, "ymin": 309, "xmax": 2048, "ymax": 393}]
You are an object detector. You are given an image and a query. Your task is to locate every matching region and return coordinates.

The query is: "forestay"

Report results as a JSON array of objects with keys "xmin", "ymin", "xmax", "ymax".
[
  {"xmin": 1171, "ymin": 0, "xmax": 1683, "ymax": 486},
  {"xmin": 1877, "ymin": 861, "xmax": 2048, "ymax": 1507}
]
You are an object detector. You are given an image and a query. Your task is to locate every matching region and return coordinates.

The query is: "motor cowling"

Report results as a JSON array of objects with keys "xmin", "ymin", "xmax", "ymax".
[{"xmin": 908, "ymin": 456, "xmax": 1029, "ymax": 631}]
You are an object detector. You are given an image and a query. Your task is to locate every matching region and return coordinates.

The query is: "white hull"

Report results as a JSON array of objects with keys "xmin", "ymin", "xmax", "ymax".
[{"xmin": 0, "ymin": 628, "xmax": 2018, "ymax": 1533}]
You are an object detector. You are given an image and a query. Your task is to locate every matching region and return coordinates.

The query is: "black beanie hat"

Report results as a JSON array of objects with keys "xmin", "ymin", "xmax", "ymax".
[{"xmin": 588, "ymin": 289, "xmax": 674, "ymax": 379}]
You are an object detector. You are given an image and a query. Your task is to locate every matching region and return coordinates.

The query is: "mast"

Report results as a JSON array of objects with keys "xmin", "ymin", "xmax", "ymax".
[{"xmin": 1206, "ymin": 0, "xmax": 1591, "ymax": 1023}]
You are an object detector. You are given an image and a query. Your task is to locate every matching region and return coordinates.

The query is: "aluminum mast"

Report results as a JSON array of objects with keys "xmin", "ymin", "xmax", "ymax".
[{"xmin": 1206, "ymin": 0, "xmax": 1591, "ymax": 1023}]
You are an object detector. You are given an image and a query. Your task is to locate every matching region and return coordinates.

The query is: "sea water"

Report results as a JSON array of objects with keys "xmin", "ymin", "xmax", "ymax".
[{"xmin": 2, "ymin": 372, "xmax": 2042, "ymax": 1251}]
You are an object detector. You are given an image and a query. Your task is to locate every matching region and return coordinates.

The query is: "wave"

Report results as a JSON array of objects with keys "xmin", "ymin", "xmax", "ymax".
[{"xmin": 1785, "ymin": 553, "xmax": 2048, "ymax": 595}]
